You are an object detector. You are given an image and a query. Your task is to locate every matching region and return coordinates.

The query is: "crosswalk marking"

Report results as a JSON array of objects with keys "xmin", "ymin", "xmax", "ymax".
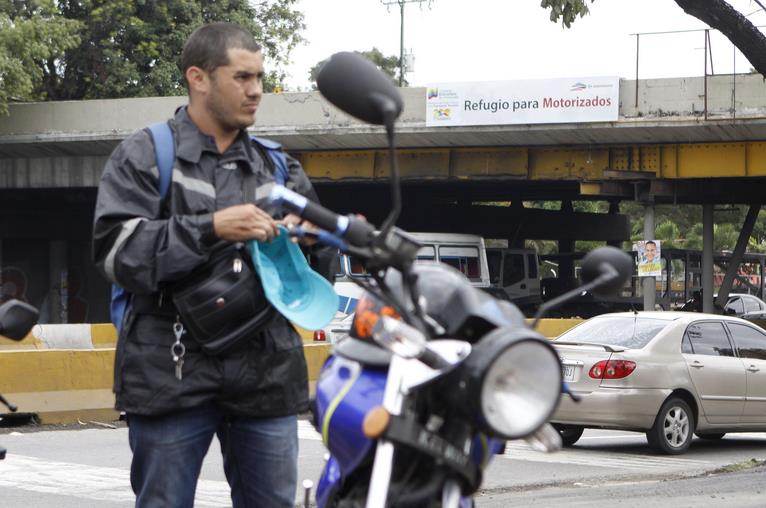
[
  {"xmin": 0, "ymin": 455, "xmax": 231, "ymax": 507},
  {"xmin": 300, "ymin": 420, "xmax": 715, "ymax": 473},
  {"xmin": 298, "ymin": 419, "xmax": 322, "ymax": 441},
  {"xmin": 501, "ymin": 442, "xmax": 713, "ymax": 472}
]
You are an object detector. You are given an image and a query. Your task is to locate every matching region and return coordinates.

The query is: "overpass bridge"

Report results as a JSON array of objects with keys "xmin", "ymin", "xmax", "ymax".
[{"xmin": 1, "ymin": 74, "xmax": 766, "ymax": 322}]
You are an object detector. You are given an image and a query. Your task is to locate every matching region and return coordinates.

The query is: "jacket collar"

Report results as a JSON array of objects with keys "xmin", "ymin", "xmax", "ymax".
[{"xmin": 173, "ymin": 106, "xmax": 256, "ymax": 166}]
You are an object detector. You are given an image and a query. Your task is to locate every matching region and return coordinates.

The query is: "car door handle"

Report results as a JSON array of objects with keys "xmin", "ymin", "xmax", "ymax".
[
  {"xmin": 691, "ymin": 361, "xmax": 704, "ymax": 368},
  {"xmin": 747, "ymin": 365, "xmax": 760, "ymax": 373}
]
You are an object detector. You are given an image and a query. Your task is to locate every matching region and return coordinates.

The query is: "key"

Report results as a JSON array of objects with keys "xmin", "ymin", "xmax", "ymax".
[{"xmin": 175, "ymin": 357, "xmax": 184, "ymax": 381}]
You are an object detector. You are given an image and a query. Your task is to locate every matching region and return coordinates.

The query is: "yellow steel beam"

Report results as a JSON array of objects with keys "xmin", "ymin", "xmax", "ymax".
[{"xmin": 295, "ymin": 141, "xmax": 766, "ymax": 182}]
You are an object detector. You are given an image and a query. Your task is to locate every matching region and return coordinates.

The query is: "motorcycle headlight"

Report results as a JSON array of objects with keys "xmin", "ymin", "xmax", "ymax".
[{"xmin": 460, "ymin": 327, "xmax": 562, "ymax": 440}]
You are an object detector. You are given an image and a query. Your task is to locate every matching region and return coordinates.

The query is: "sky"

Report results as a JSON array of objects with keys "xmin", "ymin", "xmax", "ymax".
[{"xmin": 281, "ymin": 0, "xmax": 766, "ymax": 90}]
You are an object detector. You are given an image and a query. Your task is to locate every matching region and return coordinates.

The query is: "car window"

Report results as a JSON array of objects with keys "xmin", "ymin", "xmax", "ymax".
[
  {"xmin": 348, "ymin": 255, "xmax": 371, "ymax": 277},
  {"xmin": 555, "ymin": 316, "xmax": 669, "ymax": 349},
  {"xmin": 416, "ymin": 245, "xmax": 436, "ymax": 262},
  {"xmin": 487, "ymin": 251, "xmax": 502, "ymax": 285},
  {"xmin": 726, "ymin": 297, "xmax": 744, "ymax": 315},
  {"xmin": 439, "ymin": 245, "xmax": 481, "ymax": 281},
  {"xmin": 743, "ymin": 296, "xmax": 761, "ymax": 313},
  {"xmin": 727, "ymin": 322, "xmax": 766, "ymax": 360},
  {"xmin": 683, "ymin": 321, "xmax": 735, "ymax": 357},
  {"xmin": 502, "ymin": 254, "xmax": 525, "ymax": 286}
]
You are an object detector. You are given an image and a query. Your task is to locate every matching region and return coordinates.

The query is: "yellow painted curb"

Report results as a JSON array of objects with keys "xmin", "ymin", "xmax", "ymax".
[
  {"xmin": 527, "ymin": 318, "xmax": 583, "ymax": 338},
  {"xmin": 0, "ymin": 319, "xmax": 580, "ymax": 425}
]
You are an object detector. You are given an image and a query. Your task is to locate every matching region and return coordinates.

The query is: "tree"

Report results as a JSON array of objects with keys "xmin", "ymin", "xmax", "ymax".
[
  {"xmin": 2, "ymin": 0, "xmax": 304, "ymax": 107},
  {"xmin": 309, "ymin": 47, "xmax": 404, "ymax": 89},
  {"xmin": 541, "ymin": 0, "xmax": 766, "ymax": 76},
  {"xmin": 0, "ymin": 1, "xmax": 81, "ymax": 114}
]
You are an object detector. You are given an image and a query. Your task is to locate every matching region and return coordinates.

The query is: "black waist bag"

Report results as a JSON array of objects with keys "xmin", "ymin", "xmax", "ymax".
[{"xmin": 171, "ymin": 244, "xmax": 275, "ymax": 355}]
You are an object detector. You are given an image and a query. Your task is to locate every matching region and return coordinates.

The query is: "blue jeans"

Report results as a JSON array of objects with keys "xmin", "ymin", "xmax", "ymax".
[{"xmin": 128, "ymin": 404, "xmax": 298, "ymax": 508}]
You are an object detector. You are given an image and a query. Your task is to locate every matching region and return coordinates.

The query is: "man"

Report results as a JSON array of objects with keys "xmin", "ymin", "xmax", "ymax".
[
  {"xmin": 643, "ymin": 240, "xmax": 657, "ymax": 264},
  {"xmin": 93, "ymin": 23, "xmax": 315, "ymax": 507}
]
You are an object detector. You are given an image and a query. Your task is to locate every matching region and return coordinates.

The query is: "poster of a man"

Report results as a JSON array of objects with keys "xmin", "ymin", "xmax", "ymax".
[{"xmin": 635, "ymin": 240, "xmax": 661, "ymax": 277}]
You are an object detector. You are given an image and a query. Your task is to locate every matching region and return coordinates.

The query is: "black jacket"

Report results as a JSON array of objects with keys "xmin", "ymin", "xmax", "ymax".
[{"xmin": 92, "ymin": 107, "xmax": 315, "ymax": 417}]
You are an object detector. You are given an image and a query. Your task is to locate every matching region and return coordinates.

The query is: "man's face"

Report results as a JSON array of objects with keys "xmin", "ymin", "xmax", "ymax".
[
  {"xmin": 205, "ymin": 48, "xmax": 264, "ymax": 132},
  {"xmin": 645, "ymin": 243, "xmax": 657, "ymax": 261}
]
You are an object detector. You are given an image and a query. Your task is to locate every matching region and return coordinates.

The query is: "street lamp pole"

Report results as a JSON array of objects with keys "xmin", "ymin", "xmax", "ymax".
[{"xmin": 381, "ymin": 0, "xmax": 431, "ymax": 87}]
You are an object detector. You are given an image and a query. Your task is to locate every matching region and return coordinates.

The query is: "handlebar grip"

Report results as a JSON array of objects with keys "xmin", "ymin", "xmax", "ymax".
[{"xmin": 269, "ymin": 185, "xmax": 376, "ymax": 246}]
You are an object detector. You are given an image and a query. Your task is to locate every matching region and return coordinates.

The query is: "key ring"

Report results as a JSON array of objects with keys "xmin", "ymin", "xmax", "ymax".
[{"xmin": 171, "ymin": 341, "xmax": 186, "ymax": 359}]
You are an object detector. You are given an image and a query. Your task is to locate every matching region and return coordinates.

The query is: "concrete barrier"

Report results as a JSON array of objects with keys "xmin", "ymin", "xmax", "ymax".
[{"xmin": 0, "ymin": 320, "xmax": 580, "ymax": 424}]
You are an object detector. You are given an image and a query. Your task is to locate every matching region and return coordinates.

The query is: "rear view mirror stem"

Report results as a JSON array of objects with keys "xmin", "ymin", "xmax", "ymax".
[{"xmin": 530, "ymin": 263, "xmax": 619, "ymax": 329}]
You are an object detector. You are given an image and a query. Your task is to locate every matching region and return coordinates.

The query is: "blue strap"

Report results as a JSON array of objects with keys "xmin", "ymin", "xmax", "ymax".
[
  {"xmin": 148, "ymin": 121, "xmax": 175, "ymax": 199},
  {"xmin": 253, "ymin": 136, "xmax": 289, "ymax": 186}
]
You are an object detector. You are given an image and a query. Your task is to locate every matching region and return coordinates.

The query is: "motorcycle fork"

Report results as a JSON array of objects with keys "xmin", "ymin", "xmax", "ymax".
[
  {"xmin": 365, "ymin": 351, "xmax": 464, "ymax": 508},
  {"xmin": 366, "ymin": 356, "xmax": 406, "ymax": 508}
]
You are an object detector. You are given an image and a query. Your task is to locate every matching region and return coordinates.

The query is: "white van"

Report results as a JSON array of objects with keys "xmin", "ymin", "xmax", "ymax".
[{"xmin": 334, "ymin": 232, "xmax": 490, "ymax": 317}]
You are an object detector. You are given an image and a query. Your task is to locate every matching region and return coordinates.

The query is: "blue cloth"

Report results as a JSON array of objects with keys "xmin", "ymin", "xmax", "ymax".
[
  {"xmin": 249, "ymin": 225, "xmax": 339, "ymax": 330},
  {"xmin": 128, "ymin": 404, "xmax": 298, "ymax": 508}
]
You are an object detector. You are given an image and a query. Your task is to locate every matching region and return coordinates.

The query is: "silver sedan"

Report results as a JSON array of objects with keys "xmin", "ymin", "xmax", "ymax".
[{"xmin": 551, "ymin": 311, "xmax": 766, "ymax": 454}]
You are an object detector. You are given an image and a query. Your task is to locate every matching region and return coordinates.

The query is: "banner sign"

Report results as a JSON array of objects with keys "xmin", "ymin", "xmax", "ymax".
[{"xmin": 425, "ymin": 77, "xmax": 619, "ymax": 127}]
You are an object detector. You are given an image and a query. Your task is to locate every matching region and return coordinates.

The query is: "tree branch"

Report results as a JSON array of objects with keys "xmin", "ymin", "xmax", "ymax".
[{"xmin": 674, "ymin": 0, "xmax": 766, "ymax": 76}]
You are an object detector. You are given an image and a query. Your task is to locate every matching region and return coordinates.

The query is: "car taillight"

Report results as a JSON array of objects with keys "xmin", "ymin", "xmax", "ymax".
[
  {"xmin": 589, "ymin": 360, "xmax": 636, "ymax": 379},
  {"xmin": 313, "ymin": 330, "xmax": 326, "ymax": 342}
]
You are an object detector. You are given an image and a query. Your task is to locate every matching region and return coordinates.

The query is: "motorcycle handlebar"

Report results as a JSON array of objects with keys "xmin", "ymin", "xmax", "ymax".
[{"xmin": 269, "ymin": 185, "xmax": 376, "ymax": 247}]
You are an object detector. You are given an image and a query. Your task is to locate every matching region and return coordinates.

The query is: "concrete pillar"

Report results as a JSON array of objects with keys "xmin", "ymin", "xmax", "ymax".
[
  {"xmin": 702, "ymin": 204, "xmax": 714, "ymax": 313},
  {"xmin": 642, "ymin": 203, "xmax": 655, "ymax": 310},
  {"xmin": 48, "ymin": 241, "xmax": 67, "ymax": 324}
]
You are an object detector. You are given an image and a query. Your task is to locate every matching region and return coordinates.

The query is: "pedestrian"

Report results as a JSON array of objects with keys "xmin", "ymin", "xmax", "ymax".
[{"xmin": 92, "ymin": 22, "xmax": 320, "ymax": 508}]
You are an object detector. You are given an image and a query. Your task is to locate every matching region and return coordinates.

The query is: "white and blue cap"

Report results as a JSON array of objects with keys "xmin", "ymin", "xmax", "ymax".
[{"xmin": 249, "ymin": 225, "xmax": 339, "ymax": 330}]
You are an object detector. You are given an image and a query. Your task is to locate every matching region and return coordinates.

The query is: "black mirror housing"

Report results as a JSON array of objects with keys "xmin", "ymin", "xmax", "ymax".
[
  {"xmin": 0, "ymin": 299, "xmax": 39, "ymax": 341},
  {"xmin": 317, "ymin": 52, "xmax": 403, "ymax": 127},
  {"xmin": 580, "ymin": 247, "xmax": 633, "ymax": 297}
]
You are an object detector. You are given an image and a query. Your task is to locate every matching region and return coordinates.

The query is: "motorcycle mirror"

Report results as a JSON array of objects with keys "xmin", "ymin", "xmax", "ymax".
[
  {"xmin": 316, "ymin": 51, "xmax": 403, "ymax": 128},
  {"xmin": 580, "ymin": 246, "xmax": 633, "ymax": 297},
  {"xmin": 0, "ymin": 299, "xmax": 39, "ymax": 341}
]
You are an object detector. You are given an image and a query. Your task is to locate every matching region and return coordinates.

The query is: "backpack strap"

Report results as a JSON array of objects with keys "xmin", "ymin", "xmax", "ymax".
[
  {"xmin": 148, "ymin": 121, "xmax": 175, "ymax": 199},
  {"xmin": 252, "ymin": 136, "xmax": 289, "ymax": 185},
  {"xmin": 111, "ymin": 122, "xmax": 175, "ymax": 333}
]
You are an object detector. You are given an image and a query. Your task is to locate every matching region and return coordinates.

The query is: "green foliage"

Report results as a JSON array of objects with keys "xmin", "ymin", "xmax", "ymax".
[
  {"xmin": 539, "ymin": 0, "xmax": 594, "ymax": 28},
  {"xmin": 309, "ymin": 47, "xmax": 404, "ymax": 89},
  {"xmin": 0, "ymin": 0, "xmax": 304, "ymax": 111},
  {"xmin": 654, "ymin": 220, "xmax": 681, "ymax": 249},
  {"xmin": 0, "ymin": 0, "xmax": 82, "ymax": 113},
  {"xmin": 522, "ymin": 200, "xmax": 766, "ymax": 255}
]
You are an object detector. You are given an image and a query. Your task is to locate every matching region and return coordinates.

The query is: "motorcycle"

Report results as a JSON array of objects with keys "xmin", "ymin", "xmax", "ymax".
[
  {"xmin": 0, "ymin": 298, "xmax": 39, "ymax": 459},
  {"xmin": 270, "ymin": 52, "xmax": 632, "ymax": 507}
]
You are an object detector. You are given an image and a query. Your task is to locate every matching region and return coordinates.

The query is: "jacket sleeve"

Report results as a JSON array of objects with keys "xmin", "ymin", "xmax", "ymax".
[
  {"xmin": 285, "ymin": 152, "xmax": 319, "ymax": 203},
  {"xmin": 92, "ymin": 130, "xmax": 218, "ymax": 294},
  {"xmin": 283, "ymin": 152, "xmax": 341, "ymax": 282}
]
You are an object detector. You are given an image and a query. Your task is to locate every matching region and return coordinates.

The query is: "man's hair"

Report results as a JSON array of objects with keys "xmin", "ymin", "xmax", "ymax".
[
  {"xmin": 181, "ymin": 22, "xmax": 261, "ymax": 84},
  {"xmin": 646, "ymin": 241, "xmax": 656, "ymax": 248}
]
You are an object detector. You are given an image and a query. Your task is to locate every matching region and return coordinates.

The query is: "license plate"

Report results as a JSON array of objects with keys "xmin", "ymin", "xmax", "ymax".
[{"xmin": 562, "ymin": 364, "xmax": 576, "ymax": 382}]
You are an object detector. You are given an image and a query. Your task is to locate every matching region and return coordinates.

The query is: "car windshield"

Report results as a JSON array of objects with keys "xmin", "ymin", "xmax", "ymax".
[{"xmin": 555, "ymin": 316, "xmax": 670, "ymax": 349}]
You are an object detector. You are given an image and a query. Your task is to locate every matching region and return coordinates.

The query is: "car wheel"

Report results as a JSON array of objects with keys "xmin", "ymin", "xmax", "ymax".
[
  {"xmin": 553, "ymin": 424, "xmax": 584, "ymax": 447},
  {"xmin": 646, "ymin": 397, "xmax": 694, "ymax": 454},
  {"xmin": 695, "ymin": 432, "xmax": 725, "ymax": 440}
]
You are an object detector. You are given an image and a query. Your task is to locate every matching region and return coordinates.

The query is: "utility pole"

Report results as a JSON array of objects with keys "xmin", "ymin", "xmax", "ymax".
[{"xmin": 381, "ymin": 0, "xmax": 432, "ymax": 87}]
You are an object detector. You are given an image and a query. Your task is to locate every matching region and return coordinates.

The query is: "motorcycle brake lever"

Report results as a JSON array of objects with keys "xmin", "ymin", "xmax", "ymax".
[{"xmin": 288, "ymin": 224, "xmax": 348, "ymax": 251}]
